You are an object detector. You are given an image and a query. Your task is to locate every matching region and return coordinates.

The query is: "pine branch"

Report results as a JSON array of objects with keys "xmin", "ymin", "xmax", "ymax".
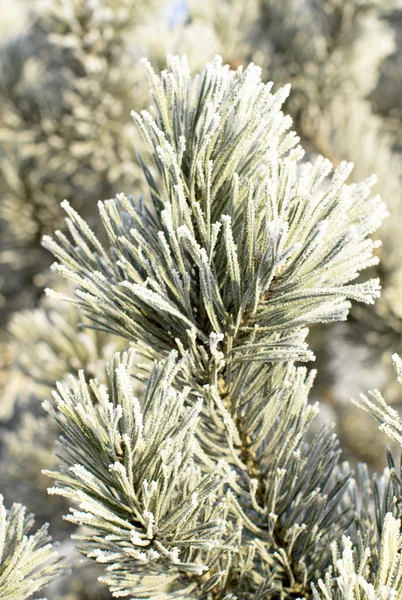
[
  {"xmin": 312, "ymin": 512, "xmax": 402, "ymax": 600},
  {"xmin": 43, "ymin": 56, "xmax": 386, "ymax": 371},
  {"xmin": 0, "ymin": 495, "xmax": 64, "ymax": 599},
  {"xmin": 41, "ymin": 55, "xmax": 388, "ymax": 598},
  {"xmin": 352, "ymin": 353, "xmax": 402, "ymax": 447},
  {"xmin": 43, "ymin": 350, "xmax": 238, "ymax": 598}
]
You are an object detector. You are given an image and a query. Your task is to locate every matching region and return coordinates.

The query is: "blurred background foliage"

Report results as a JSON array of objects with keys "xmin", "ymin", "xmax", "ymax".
[{"xmin": 1, "ymin": 0, "xmax": 402, "ymax": 597}]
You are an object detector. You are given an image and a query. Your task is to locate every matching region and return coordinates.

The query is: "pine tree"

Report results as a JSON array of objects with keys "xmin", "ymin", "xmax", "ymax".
[
  {"xmin": 0, "ymin": 0, "xmax": 160, "ymax": 324},
  {"xmin": 2, "ymin": 0, "xmax": 402, "ymax": 471},
  {"xmin": 5, "ymin": 53, "xmax": 392, "ymax": 599},
  {"xmin": 0, "ymin": 2, "xmax": 401, "ymax": 599}
]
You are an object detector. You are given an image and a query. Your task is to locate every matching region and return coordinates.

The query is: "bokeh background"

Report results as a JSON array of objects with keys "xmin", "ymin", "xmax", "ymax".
[{"xmin": 1, "ymin": 0, "xmax": 402, "ymax": 597}]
